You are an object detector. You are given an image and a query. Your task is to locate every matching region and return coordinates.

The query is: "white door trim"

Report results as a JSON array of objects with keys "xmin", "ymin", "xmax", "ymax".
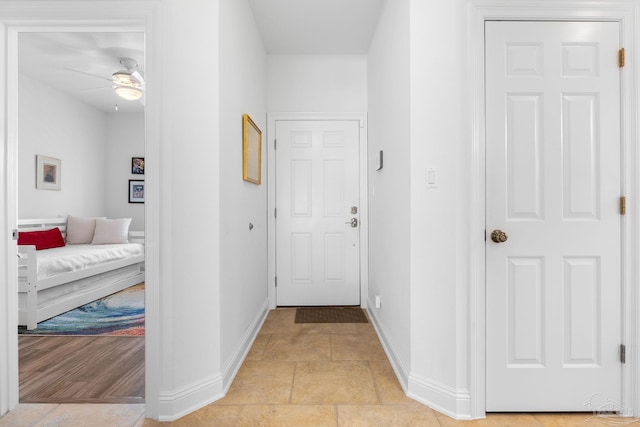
[
  {"xmin": 0, "ymin": 1, "xmax": 162, "ymax": 419},
  {"xmin": 468, "ymin": 1, "xmax": 639, "ymax": 418},
  {"xmin": 267, "ymin": 112, "xmax": 369, "ymax": 309}
]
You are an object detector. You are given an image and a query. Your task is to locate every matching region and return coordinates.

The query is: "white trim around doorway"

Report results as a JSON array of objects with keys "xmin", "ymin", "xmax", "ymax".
[
  {"xmin": 0, "ymin": 1, "xmax": 162, "ymax": 420},
  {"xmin": 468, "ymin": 0, "xmax": 639, "ymax": 419},
  {"xmin": 267, "ymin": 112, "xmax": 369, "ymax": 310}
]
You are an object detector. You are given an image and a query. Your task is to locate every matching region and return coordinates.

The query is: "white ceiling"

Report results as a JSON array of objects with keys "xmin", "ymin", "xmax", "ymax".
[
  {"xmin": 248, "ymin": 0, "xmax": 386, "ymax": 54},
  {"xmin": 19, "ymin": 32, "xmax": 145, "ymax": 113},
  {"xmin": 17, "ymin": 1, "xmax": 386, "ymax": 112}
]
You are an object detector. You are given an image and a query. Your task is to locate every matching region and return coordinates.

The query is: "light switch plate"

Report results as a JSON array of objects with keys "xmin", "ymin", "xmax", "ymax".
[{"xmin": 426, "ymin": 168, "xmax": 439, "ymax": 188}]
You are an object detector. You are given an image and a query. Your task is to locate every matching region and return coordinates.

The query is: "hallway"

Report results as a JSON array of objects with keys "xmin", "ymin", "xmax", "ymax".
[{"xmin": 1, "ymin": 308, "xmax": 630, "ymax": 426}]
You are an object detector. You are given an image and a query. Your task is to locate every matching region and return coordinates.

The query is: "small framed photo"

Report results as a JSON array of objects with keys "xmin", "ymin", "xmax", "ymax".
[
  {"xmin": 129, "ymin": 180, "xmax": 145, "ymax": 203},
  {"xmin": 36, "ymin": 155, "xmax": 61, "ymax": 190},
  {"xmin": 132, "ymin": 157, "xmax": 145, "ymax": 174},
  {"xmin": 242, "ymin": 114, "xmax": 262, "ymax": 185}
]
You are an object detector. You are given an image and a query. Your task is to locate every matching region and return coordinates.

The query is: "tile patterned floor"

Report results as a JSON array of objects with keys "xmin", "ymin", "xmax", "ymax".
[{"xmin": 2, "ymin": 308, "xmax": 638, "ymax": 426}]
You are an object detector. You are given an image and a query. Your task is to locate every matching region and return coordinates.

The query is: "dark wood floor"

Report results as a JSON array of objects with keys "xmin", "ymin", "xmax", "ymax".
[{"xmin": 19, "ymin": 335, "xmax": 144, "ymax": 404}]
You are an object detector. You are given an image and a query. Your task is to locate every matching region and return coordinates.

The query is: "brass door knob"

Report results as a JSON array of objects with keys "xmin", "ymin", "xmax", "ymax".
[{"xmin": 491, "ymin": 229, "xmax": 508, "ymax": 243}]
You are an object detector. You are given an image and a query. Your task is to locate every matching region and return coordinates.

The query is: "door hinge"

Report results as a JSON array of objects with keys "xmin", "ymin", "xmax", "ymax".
[
  {"xmin": 274, "ymin": 139, "xmax": 277, "ymax": 150},
  {"xmin": 12, "ymin": 229, "xmax": 18, "ymax": 240},
  {"xmin": 619, "ymin": 48, "xmax": 625, "ymax": 68},
  {"xmin": 275, "ymin": 276, "xmax": 278, "ymax": 287},
  {"xmin": 621, "ymin": 344, "xmax": 626, "ymax": 364},
  {"xmin": 274, "ymin": 208, "xmax": 277, "ymax": 218},
  {"xmin": 620, "ymin": 196, "xmax": 626, "ymax": 215}
]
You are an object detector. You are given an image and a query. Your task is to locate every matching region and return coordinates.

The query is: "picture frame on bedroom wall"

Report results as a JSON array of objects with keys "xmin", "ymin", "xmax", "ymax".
[
  {"xmin": 131, "ymin": 157, "xmax": 144, "ymax": 174},
  {"xmin": 128, "ymin": 180, "xmax": 145, "ymax": 203},
  {"xmin": 242, "ymin": 113, "xmax": 262, "ymax": 185},
  {"xmin": 36, "ymin": 155, "xmax": 61, "ymax": 191}
]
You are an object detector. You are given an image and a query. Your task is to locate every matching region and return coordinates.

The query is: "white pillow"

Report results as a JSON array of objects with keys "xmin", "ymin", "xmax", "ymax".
[
  {"xmin": 91, "ymin": 218, "xmax": 132, "ymax": 245},
  {"xmin": 66, "ymin": 215, "xmax": 101, "ymax": 244}
]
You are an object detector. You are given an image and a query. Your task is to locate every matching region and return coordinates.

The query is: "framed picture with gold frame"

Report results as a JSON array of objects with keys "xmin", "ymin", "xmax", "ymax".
[{"xmin": 242, "ymin": 114, "xmax": 262, "ymax": 185}]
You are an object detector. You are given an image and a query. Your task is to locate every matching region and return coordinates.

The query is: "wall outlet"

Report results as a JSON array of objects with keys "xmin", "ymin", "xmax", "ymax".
[{"xmin": 375, "ymin": 295, "xmax": 381, "ymax": 309}]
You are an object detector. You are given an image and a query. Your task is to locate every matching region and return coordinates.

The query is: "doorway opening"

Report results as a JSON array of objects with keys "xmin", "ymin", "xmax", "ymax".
[
  {"xmin": 0, "ymin": 0, "xmax": 161, "ymax": 419},
  {"xmin": 16, "ymin": 31, "xmax": 146, "ymax": 404},
  {"xmin": 267, "ymin": 113, "xmax": 369, "ymax": 310}
]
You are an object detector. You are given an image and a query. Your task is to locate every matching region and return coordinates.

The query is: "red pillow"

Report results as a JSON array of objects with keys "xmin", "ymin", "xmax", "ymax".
[{"xmin": 18, "ymin": 228, "xmax": 66, "ymax": 250}]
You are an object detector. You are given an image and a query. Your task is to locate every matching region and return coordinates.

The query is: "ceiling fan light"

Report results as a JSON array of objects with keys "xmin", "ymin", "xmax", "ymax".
[
  {"xmin": 112, "ymin": 71, "xmax": 131, "ymax": 85},
  {"xmin": 115, "ymin": 86, "xmax": 143, "ymax": 101},
  {"xmin": 112, "ymin": 71, "xmax": 142, "ymax": 86}
]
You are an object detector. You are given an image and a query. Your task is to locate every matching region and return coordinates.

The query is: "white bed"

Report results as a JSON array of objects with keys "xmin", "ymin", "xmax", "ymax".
[{"xmin": 17, "ymin": 218, "xmax": 145, "ymax": 330}]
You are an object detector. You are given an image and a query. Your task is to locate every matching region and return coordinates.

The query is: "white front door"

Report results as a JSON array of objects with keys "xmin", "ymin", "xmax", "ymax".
[
  {"xmin": 486, "ymin": 21, "xmax": 622, "ymax": 411},
  {"xmin": 275, "ymin": 120, "xmax": 361, "ymax": 306}
]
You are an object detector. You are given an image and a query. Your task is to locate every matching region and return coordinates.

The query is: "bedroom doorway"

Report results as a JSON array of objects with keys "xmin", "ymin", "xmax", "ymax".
[{"xmin": 16, "ymin": 31, "xmax": 146, "ymax": 404}]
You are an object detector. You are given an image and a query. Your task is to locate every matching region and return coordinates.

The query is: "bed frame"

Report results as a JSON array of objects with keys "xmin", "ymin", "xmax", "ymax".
[{"xmin": 17, "ymin": 218, "xmax": 145, "ymax": 330}]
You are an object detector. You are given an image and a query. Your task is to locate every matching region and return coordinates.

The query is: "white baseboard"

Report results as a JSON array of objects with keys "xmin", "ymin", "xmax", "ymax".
[
  {"xmin": 222, "ymin": 300, "xmax": 270, "ymax": 390},
  {"xmin": 366, "ymin": 307, "xmax": 410, "ymax": 392},
  {"xmin": 158, "ymin": 374, "xmax": 224, "ymax": 422},
  {"xmin": 158, "ymin": 299, "xmax": 270, "ymax": 421},
  {"xmin": 367, "ymin": 306, "xmax": 472, "ymax": 420},
  {"xmin": 407, "ymin": 375, "xmax": 472, "ymax": 420}
]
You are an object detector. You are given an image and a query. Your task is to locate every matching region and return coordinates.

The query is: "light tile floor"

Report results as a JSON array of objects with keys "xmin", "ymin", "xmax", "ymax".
[{"xmin": 2, "ymin": 308, "xmax": 638, "ymax": 426}]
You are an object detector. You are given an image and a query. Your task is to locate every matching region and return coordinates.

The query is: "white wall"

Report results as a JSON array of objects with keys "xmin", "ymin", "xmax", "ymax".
[
  {"xmin": 105, "ymin": 113, "xmax": 145, "ymax": 230},
  {"xmin": 366, "ymin": 0, "xmax": 412, "ymax": 386},
  {"xmin": 18, "ymin": 74, "xmax": 107, "ymax": 219},
  {"xmin": 407, "ymin": 0, "xmax": 472, "ymax": 417},
  {"xmin": 18, "ymin": 75, "xmax": 144, "ymax": 230},
  {"xmin": 218, "ymin": 0, "xmax": 268, "ymax": 381},
  {"xmin": 267, "ymin": 54, "xmax": 367, "ymax": 112},
  {"xmin": 367, "ymin": 0, "xmax": 475, "ymax": 418},
  {"xmin": 155, "ymin": 0, "xmax": 222, "ymax": 419}
]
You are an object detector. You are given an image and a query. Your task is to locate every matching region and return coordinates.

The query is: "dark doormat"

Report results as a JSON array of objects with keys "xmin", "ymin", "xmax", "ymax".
[{"xmin": 294, "ymin": 307, "xmax": 368, "ymax": 324}]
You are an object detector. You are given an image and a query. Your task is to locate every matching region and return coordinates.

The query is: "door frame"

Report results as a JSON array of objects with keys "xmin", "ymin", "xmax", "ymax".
[
  {"xmin": 0, "ymin": 1, "xmax": 162, "ymax": 418},
  {"xmin": 267, "ymin": 113, "xmax": 369, "ymax": 309},
  {"xmin": 468, "ymin": 1, "xmax": 639, "ymax": 418}
]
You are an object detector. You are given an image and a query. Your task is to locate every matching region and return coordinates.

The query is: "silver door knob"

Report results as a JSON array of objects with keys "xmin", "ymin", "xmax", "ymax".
[
  {"xmin": 491, "ymin": 229, "xmax": 508, "ymax": 243},
  {"xmin": 346, "ymin": 218, "xmax": 358, "ymax": 228}
]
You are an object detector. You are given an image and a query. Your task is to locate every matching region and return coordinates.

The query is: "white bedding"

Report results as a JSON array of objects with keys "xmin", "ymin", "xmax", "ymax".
[{"xmin": 34, "ymin": 243, "xmax": 144, "ymax": 280}]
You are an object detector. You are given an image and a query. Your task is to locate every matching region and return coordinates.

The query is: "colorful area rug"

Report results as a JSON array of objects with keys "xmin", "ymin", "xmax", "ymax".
[{"xmin": 18, "ymin": 283, "xmax": 144, "ymax": 336}]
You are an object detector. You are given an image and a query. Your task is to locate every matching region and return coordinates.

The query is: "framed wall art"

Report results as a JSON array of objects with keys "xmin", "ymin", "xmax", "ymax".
[
  {"xmin": 132, "ymin": 157, "xmax": 145, "ymax": 174},
  {"xmin": 128, "ymin": 180, "xmax": 145, "ymax": 203},
  {"xmin": 36, "ymin": 155, "xmax": 61, "ymax": 190},
  {"xmin": 242, "ymin": 114, "xmax": 262, "ymax": 185}
]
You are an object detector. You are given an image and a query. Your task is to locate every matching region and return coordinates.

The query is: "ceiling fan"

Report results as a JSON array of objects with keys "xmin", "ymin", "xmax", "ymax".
[
  {"xmin": 69, "ymin": 57, "xmax": 145, "ymax": 101},
  {"xmin": 111, "ymin": 58, "xmax": 145, "ymax": 100}
]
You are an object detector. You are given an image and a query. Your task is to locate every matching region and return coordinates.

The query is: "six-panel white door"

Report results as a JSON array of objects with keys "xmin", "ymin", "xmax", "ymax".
[
  {"xmin": 275, "ymin": 120, "xmax": 360, "ymax": 306},
  {"xmin": 485, "ymin": 21, "xmax": 622, "ymax": 411}
]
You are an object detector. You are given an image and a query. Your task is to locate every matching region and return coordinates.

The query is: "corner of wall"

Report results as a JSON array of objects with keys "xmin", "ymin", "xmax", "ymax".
[
  {"xmin": 369, "ymin": 304, "xmax": 473, "ymax": 419},
  {"xmin": 407, "ymin": 375, "xmax": 472, "ymax": 420},
  {"xmin": 157, "ymin": 296, "xmax": 269, "ymax": 422},
  {"xmin": 158, "ymin": 375, "xmax": 224, "ymax": 422}
]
